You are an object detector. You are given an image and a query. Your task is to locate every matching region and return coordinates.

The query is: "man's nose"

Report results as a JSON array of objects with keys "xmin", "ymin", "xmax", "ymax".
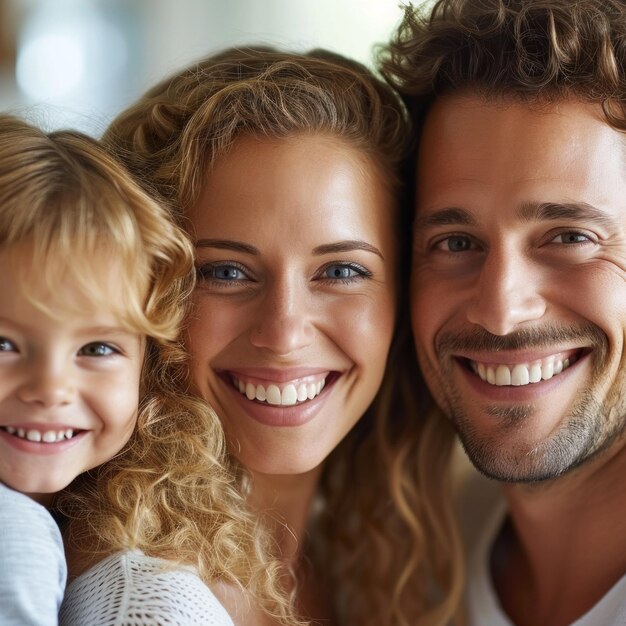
[{"xmin": 466, "ymin": 245, "xmax": 546, "ymax": 336}]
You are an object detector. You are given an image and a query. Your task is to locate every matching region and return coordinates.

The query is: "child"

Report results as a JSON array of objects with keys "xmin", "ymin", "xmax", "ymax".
[{"xmin": 0, "ymin": 115, "xmax": 278, "ymax": 626}]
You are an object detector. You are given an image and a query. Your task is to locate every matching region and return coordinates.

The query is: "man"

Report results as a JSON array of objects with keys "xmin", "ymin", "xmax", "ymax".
[{"xmin": 381, "ymin": 1, "xmax": 626, "ymax": 624}]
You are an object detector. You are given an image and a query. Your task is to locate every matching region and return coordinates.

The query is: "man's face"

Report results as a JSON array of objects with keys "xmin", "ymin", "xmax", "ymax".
[{"xmin": 412, "ymin": 94, "xmax": 626, "ymax": 482}]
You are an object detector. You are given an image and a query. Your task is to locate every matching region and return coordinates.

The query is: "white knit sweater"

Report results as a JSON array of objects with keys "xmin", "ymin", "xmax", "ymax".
[{"xmin": 60, "ymin": 550, "xmax": 234, "ymax": 626}]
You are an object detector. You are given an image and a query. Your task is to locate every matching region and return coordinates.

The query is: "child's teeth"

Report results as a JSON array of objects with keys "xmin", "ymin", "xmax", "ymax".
[
  {"xmin": 26, "ymin": 430, "xmax": 42, "ymax": 442},
  {"xmin": 3, "ymin": 427, "xmax": 77, "ymax": 441},
  {"xmin": 42, "ymin": 431, "xmax": 57, "ymax": 443}
]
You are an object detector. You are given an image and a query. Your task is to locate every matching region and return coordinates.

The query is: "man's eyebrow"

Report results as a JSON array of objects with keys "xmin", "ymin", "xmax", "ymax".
[
  {"xmin": 312, "ymin": 240, "xmax": 384, "ymax": 260},
  {"xmin": 414, "ymin": 207, "xmax": 478, "ymax": 230},
  {"xmin": 519, "ymin": 202, "xmax": 616, "ymax": 227},
  {"xmin": 195, "ymin": 239, "xmax": 259, "ymax": 255}
]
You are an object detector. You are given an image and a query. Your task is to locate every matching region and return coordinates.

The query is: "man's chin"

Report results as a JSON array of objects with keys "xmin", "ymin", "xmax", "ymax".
[{"xmin": 455, "ymin": 410, "xmax": 605, "ymax": 484}]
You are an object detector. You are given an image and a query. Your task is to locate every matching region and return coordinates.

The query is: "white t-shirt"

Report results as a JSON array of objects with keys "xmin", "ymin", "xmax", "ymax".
[
  {"xmin": 0, "ymin": 482, "xmax": 66, "ymax": 626},
  {"xmin": 60, "ymin": 550, "xmax": 234, "ymax": 626},
  {"xmin": 466, "ymin": 498, "xmax": 626, "ymax": 625}
]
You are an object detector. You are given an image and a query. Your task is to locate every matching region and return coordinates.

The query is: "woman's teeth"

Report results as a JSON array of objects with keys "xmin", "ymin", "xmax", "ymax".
[
  {"xmin": 2, "ymin": 426, "xmax": 75, "ymax": 442},
  {"xmin": 233, "ymin": 377, "xmax": 326, "ymax": 406},
  {"xmin": 471, "ymin": 355, "xmax": 574, "ymax": 387}
]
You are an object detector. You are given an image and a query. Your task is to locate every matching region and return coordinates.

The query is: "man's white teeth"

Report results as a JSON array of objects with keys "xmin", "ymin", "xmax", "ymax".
[
  {"xmin": 235, "ymin": 378, "xmax": 326, "ymax": 406},
  {"xmin": 472, "ymin": 357, "xmax": 572, "ymax": 387},
  {"xmin": 3, "ymin": 426, "xmax": 75, "ymax": 442}
]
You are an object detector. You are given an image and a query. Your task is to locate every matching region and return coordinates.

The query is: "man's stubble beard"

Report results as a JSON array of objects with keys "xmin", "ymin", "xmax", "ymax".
[{"xmin": 423, "ymin": 324, "xmax": 626, "ymax": 483}]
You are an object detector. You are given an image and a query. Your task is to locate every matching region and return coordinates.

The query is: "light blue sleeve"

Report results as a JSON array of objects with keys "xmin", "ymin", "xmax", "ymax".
[{"xmin": 0, "ymin": 483, "xmax": 67, "ymax": 626}]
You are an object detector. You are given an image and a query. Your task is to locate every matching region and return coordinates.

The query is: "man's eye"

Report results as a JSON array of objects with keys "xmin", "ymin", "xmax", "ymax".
[
  {"xmin": 439, "ymin": 236, "xmax": 475, "ymax": 252},
  {"xmin": 79, "ymin": 343, "xmax": 117, "ymax": 357},
  {"xmin": 550, "ymin": 232, "xmax": 593, "ymax": 244}
]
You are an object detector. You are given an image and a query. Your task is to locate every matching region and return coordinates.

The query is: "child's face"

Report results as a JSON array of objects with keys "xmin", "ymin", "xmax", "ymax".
[{"xmin": 0, "ymin": 249, "xmax": 144, "ymax": 503}]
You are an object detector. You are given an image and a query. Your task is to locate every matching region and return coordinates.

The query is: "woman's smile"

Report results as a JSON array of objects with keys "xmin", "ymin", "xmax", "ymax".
[{"xmin": 186, "ymin": 133, "xmax": 398, "ymax": 475}]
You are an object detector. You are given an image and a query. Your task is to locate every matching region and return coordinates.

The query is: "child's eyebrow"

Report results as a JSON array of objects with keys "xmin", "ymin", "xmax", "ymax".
[{"xmin": 78, "ymin": 326, "xmax": 137, "ymax": 336}]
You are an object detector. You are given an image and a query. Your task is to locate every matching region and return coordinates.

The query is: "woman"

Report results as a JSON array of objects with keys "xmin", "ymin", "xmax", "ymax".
[{"xmin": 99, "ymin": 47, "xmax": 463, "ymax": 625}]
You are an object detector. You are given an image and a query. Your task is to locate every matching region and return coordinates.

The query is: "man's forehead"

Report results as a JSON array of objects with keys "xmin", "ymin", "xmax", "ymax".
[{"xmin": 415, "ymin": 93, "xmax": 626, "ymax": 215}]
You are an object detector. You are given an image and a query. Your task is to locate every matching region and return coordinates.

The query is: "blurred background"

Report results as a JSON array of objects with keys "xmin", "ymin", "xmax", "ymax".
[{"xmin": 0, "ymin": 0, "xmax": 408, "ymax": 136}]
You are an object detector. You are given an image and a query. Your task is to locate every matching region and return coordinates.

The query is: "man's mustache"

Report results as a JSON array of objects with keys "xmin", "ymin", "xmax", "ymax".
[{"xmin": 436, "ymin": 323, "xmax": 608, "ymax": 357}]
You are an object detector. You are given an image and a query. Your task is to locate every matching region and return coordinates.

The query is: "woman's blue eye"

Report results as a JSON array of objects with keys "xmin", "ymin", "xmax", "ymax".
[
  {"xmin": 197, "ymin": 264, "xmax": 247, "ymax": 281},
  {"xmin": 79, "ymin": 343, "xmax": 116, "ymax": 357},
  {"xmin": 0, "ymin": 337, "xmax": 16, "ymax": 352},
  {"xmin": 325, "ymin": 265, "xmax": 360, "ymax": 279},
  {"xmin": 321, "ymin": 264, "xmax": 370, "ymax": 281}
]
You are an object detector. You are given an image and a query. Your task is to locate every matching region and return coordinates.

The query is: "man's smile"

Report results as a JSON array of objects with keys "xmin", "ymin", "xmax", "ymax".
[{"xmin": 463, "ymin": 348, "xmax": 586, "ymax": 387}]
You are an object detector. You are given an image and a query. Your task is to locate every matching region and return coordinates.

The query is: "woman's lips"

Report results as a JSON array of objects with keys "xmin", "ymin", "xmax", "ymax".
[
  {"xmin": 220, "ymin": 370, "xmax": 338, "ymax": 427},
  {"xmin": 231, "ymin": 373, "xmax": 328, "ymax": 406}
]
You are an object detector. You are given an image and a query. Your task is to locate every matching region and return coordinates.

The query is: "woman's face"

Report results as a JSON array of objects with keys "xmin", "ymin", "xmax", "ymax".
[{"xmin": 186, "ymin": 135, "xmax": 397, "ymax": 475}]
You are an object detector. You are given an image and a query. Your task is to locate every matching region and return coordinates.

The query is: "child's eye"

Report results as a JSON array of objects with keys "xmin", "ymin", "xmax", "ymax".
[
  {"xmin": 79, "ymin": 343, "xmax": 118, "ymax": 357},
  {"xmin": 0, "ymin": 337, "xmax": 17, "ymax": 352}
]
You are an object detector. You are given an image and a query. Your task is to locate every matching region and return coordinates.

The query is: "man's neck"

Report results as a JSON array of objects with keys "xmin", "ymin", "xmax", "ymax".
[{"xmin": 494, "ymin": 439, "xmax": 626, "ymax": 626}]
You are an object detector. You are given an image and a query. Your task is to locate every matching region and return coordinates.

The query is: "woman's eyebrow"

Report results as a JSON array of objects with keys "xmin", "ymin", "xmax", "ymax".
[
  {"xmin": 195, "ymin": 238, "xmax": 259, "ymax": 255},
  {"xmin": 313, "ymin": 240, "xmax": 384, "ymax": 259}
]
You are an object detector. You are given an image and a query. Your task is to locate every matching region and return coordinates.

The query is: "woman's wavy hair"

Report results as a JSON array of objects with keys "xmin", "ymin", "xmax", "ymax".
[
  {"xmin": 380, "ymin": 0, "xmax": 626, "ymax": 130},
  {"xmin": 0, "ymin": 115, "xmax": 293, "ymax": 623},
  {"xmin": 104, "ymin": 46, "xmax": 462, "ymax": 625}
]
